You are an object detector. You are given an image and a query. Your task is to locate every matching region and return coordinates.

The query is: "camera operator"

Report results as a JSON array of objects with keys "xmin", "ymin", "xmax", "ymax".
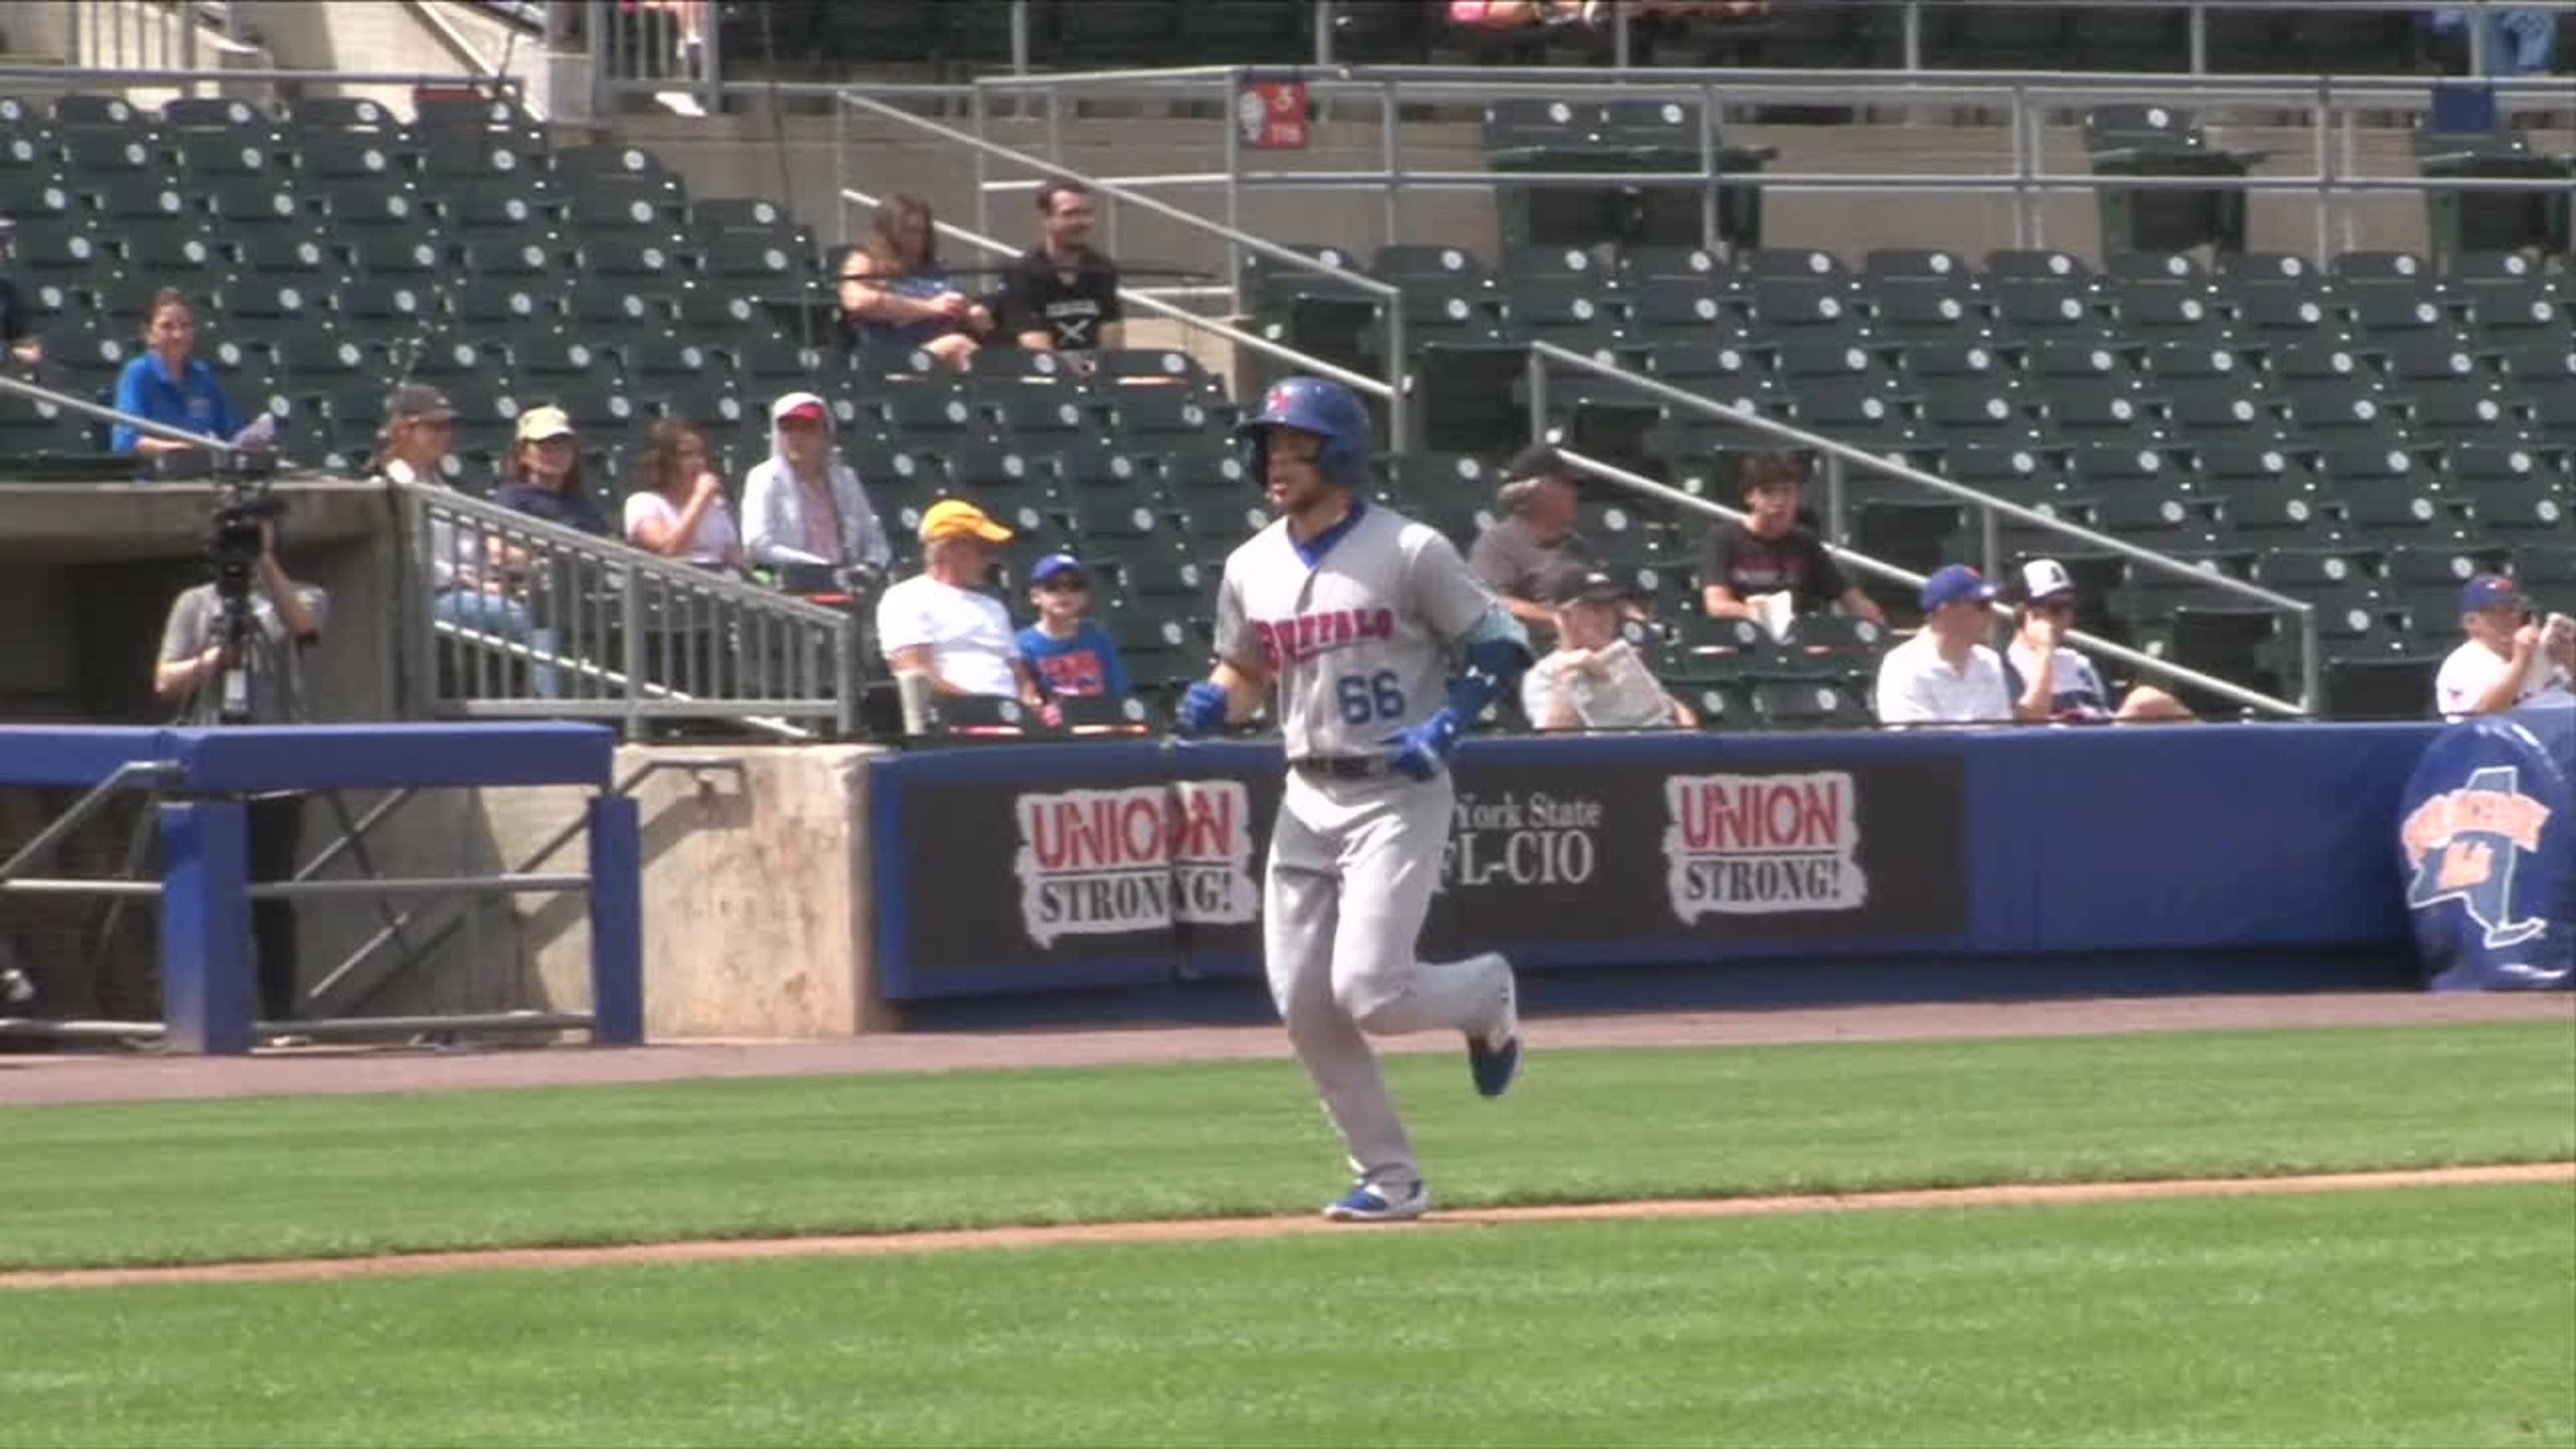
[
  {"xmin": 2436, "ymin": 574, "xmax": 2574, "ymax": 720},
  {"xmin": 152, "ymin": 506, "xmax": 326, "ymax": 1031}
]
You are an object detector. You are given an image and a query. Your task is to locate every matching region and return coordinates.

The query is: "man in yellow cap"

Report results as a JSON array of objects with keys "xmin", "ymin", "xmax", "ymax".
[{"xmin": 874, "ymin": 499, "xmax": 1044, "ymax": 725}]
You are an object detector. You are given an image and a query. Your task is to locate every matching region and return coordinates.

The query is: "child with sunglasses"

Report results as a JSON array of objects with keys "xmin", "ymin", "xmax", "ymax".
[{"xmin": 1017, "ymin": 553, "xmax": 1131, "ymax": 709}]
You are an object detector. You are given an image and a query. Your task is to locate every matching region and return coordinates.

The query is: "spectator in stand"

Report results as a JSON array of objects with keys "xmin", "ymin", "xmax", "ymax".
[
  {"xmin": 837, "ymin": 194, "xmax": 993, "ymax": 371},
  {"xmin": 875, "ymin": 499, "xmax": 1044, "ymax": 721},
  {"xmin": 110, "ymin": 289, "xmax": 242, "ymax": 456},
  {"xmin": 1469, "ymin": 444, "xmax": 1601, "ymax": 638},
  {"xmin": 742, "ymin": 391, "xmax": 893, "ymax": 580},
  {"xmin": 376, "ymin": 384, "xmax": 538, "ymax": 652},
  {"xmin": 2004, "ymin": 558, "xmax": 2194, "ymax": 724},
  {"xmin": 624, "ymin": 418, "xmax": 746, "ymax": 575},
  {"xmin": 1522, "ymin": 570, "xmax": 1695, "ymax": 730},
  {"xmin": 1449, "ymin": 0, "xmax": 1599, "ymax": 29},
  {"xmin": 1701, "ymin": 452, "xmax": 1887, "ymax": 633},
  {"xmin": 1873, "ymin": 564, "xmax": 2014, "ymax": 727},
  {"xmin": 2428, "ymin": 8, "xmax": 2558, "ymax": 76},
  {"xmin": 2436, "ymin": 574, "xmax": 2575, "ymax": 719},
  {"xmin": 1018, "ymin": 553, "xmax": 1131, "ymax": 706},
  {"xmin": 0, "ymin": 219, "xmax": 39, "ymax": 371},
  {"xmin": 993, "ymin": 179, "xmax": 1123, "ymax": 371},
  {"xmin": 495, "ymin": 406, "xmax": 611, "ymax": 535}
]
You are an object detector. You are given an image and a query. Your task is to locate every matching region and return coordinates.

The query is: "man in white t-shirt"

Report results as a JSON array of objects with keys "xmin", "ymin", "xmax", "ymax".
[
  {"xmin": 1873, "ymin": 564, "xmax": 2014, "ymax": 727},
  {"xmin": 1521, "ymin": 570, "xmax": 1695, "ymax": 731},
  {"xmin": 2003, "ymin": 558, "xmax": 2194, "ymax": 724},
  {"xmin": 873, "ymin": 499, "xmax": 1042, "ymax": 724},
  {"xmin": 2434, "ymin": 574, "xmax": 2574, "ymax": 719}
]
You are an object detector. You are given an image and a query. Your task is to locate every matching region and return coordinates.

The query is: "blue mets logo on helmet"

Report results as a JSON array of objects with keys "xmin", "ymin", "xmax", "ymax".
[{"xmin": 2401, "ymin": 765, "xmax": 2553, "ymax": 949}]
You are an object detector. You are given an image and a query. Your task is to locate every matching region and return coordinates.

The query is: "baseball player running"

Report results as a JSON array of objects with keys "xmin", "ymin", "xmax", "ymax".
[{"xmin": 1176, "ymin": 377, "xmax": 1530, "ymax": 1223}]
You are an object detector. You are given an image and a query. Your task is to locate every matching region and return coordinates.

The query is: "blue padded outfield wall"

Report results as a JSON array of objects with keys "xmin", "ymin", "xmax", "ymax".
[
  {"xmin": 2398, "ymin": 701, "xmax": 2576, "ymax": 992},
  {"xmin": 868, "ymin": 722, "xmax": 2459, "ymax": 1005}
]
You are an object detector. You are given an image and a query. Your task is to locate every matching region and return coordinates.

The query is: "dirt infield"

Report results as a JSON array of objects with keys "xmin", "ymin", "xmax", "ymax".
[
  {"xmin": 4, "ymin": 1162, "xmax": 2565, "ymax": 1291},
  {"xmin": 4, "ymin": 990, "xmax": 2569, "ymax": 1107}
]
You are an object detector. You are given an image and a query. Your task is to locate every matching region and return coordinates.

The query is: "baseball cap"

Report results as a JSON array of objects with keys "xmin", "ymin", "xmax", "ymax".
[
  {"xmin": 1031, "ymin": 552, "xmax": 1087, "ymax": 584},
  {"xmin": 2021, "ymin": 558, "xmax": 2075, "ymax": 602},
  {"xmin": 1551, "ymin": 569, "xmax": 1631, "ymax": 607},
  {"xmin": 919, "ymin": 498, "xmax": 1013, "ymax": 545},
  {"xmin": 514, "ymin": 405, "xmax": 574, "ymax": 444},
  {"xmin": 1504, "ymin": 442, "xmax": 1571, "ymax": 483},
  {"xmin": 771, "ymin": 391, "xmax": 829, "ymax": 426},
  {"xmin": 1921, "ymin": 564, "xmax": 1998, "ymax": 612},
  {"xmin": 2461, "ymin": 573, "xmax": 2525, "ymax": 614},
  {"xmin": 388, "ymin": 382, "xmax": 456, "ymax": 423}
]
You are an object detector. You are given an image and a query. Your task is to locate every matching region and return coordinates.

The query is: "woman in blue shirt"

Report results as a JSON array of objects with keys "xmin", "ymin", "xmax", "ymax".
[
  {"xmin": 835, "ymin": 194, "xmax": 993, "ymax": 371},
  {"xmin": 111, "ymin": 289, "xmax": 240, "ymax": 455}
]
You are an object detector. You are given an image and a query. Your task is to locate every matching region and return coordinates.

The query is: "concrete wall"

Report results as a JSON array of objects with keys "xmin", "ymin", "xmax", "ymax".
[{"xmin": 470, "ymin": 744, "xmax": 888, "ymax": 1039}]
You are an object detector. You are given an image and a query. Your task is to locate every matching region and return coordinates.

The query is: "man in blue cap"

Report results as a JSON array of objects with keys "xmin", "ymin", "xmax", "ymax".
[
  {"xmin": 2436, "ymin": 573, "xmax": 2573, "ymax": 719},
  {"xmin": 1873, "ymin": 564, "xmax": 2015, "ymax": 727},
  {"xmin": 1017, "ymin": 551, "xmax": 1130, "ymax": 705}
]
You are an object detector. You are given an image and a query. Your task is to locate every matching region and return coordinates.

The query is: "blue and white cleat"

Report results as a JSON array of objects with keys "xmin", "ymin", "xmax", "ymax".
[
  {"xmin": 1465, "ymin": 953, "xmax": 1521, "ymax": 1098},
  {"xmin": 1324, "ymin": 1178, "xmax": 1431, "ymax": 1223}
]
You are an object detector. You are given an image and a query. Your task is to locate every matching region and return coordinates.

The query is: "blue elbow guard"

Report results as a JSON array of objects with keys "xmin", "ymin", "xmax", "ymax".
[{"xmin": 1446, "ymin": 626, "xmax": 1531, "ymax": 722}]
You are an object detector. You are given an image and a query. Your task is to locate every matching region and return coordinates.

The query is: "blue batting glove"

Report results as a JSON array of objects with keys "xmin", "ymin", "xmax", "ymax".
[
  {"xmin": 1383, "ymin": 708, "xmax": 1462, "ymax": 782},
  {"xmin": 1176, "ymin": 681, "xmax": 1230, "ymax": 740}
]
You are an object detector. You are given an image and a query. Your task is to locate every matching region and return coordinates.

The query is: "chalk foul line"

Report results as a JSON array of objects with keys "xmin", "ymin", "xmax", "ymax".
[{"xmin": 5, "ymin": 1162, "xmax": 2567, "ymax": 1291}]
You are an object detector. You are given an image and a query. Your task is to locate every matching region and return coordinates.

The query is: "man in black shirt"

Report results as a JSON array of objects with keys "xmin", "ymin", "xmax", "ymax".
[
  {"xmin": 0, "ymin": 219, "xmax": 41, "ymax": 371},
  {"xmin": 994, "ymin": 179, "xmax": 1124, "ymax": 367},
  {"xmin": 1700, "ymin": 452, "xmax": 1886, "ymax": 628}
]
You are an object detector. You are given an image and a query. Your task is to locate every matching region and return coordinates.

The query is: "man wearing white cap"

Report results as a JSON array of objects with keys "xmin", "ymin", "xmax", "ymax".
[
  {"xmin": 1872, "ymin": 564, "xmax": 2014, "ymax": 727},
  {"xmin": 2006, "ymin": 558, "xmax": 2193, "ymax": 724},
  {"xmin": 743, "ymin": 391, "xmax": 892, "ymax": 577}
]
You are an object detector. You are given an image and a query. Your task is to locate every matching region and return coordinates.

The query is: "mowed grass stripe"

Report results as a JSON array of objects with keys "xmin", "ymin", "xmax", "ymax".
[
  {"xmin": 1, "ymin": 1021, "xmax": 2568, "ymax": 1270},
  {"xmin": 1, "ymin": 1183, "xmax": 2567, "ymax": 1448}
]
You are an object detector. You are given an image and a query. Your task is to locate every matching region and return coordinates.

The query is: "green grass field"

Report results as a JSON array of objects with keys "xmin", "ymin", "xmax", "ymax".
[
  {"xmin": 2, "ymin": 1019, "xmax": 2570, "ymax": 1446},
  {"xmin": 2, "ymin": 1185, "xmax": 2568, "ymax": 1447},
  {"xmin": 3, "ymin": 1021, "xmax": 2571, "ymax": 1270}
]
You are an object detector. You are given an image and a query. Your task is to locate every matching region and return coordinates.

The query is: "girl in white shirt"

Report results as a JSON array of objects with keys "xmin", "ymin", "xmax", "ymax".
[{"xmin": 624, "ymin": 418, "xmax": 746, "ymax": 574}]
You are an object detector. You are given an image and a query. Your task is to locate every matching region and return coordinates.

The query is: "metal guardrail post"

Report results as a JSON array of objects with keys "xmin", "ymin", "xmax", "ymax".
[
  {"xmin": 2314, "ymin": 75, "xmax": 2334, "ymax": 267},
  {"xmin": 2300, "ymin": 608, "xmax": 2323, "ymax": 714},
  {"xmin": 1010, "ymin": 0, "xmax": 1031, "ymax": 75},
  {"xmin": 1524, "ymin": 348, "xmax": 1550, "ymax": 450},
  {"xmin": 1223, "ymin": 65, "xmax": 1243, "ymax": 313},
  {"xmin": 1978, "ymin": 501, "xmax": 2002, "ymax": 584},
  {"xmin": 1698, "ymin": 80, "xmax": 1720, "ymax": 253},
  {"xmin": 971, "ymin": 82, "xmax": 992, "ymax": 239},
  {"xmin": 1823, "ymin": 453, "xmax": 1848, "ymax": 545},
  {"xmin": 2189, "ymin": 3, "xmax": 2209, "ymax": 74},
  {"xmin": 588, "ymin": 0, "xmax": 613, "ymax": 119},
  {"xmin": 1381, "ymin": 76, "xmax": 1404, "ymax": 249},
  {"xmin": 1903, "ymin": 2, "xmax": 1923, "ymax": 71},
  {"xmin": 1612, "ymin": 1, "xmax": 1631, "ymax": 70},
  {"xmin": 620, "ymin": 565, "xmax": 646, "ymax": 742},
  {"xmin": 699, "ymin": 3, "xmax": 723, "ymax": 118}
]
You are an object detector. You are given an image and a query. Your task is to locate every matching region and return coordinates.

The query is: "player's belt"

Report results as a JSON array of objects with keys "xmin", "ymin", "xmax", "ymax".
[{"xmin": 1291, "ymin": 756, "xmax": 1394, "ymax": 782}]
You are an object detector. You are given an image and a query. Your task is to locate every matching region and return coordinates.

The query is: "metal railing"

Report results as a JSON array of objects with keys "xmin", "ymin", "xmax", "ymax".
[
  {"xmin": 584, "ymin": 0, "xmax": 719, "ymax": 117},
  {"xmin": 834, "ymin": 88, "xmax": 1413, "ymax": 445},
  {"xmin": 1524, "ymin": 342, "xmax": 2319, "ymax": 718},
  {"xmin": 966, "ymin": 62, "xmax": 2576, "ymax": 265},
  {"xmin": 399, "ymin": 483, "xmax": 858, "ymax": 740}
]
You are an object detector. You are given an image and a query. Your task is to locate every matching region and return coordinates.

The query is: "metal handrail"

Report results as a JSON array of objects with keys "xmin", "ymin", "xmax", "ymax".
[
  {"xmin": 972, "ymin": 58, "xmax": 2576, "ymax": 96},
  {"xmin": 0, "ymin": 369, "xmax": 259, "ymax": 456},
  {"xmin": 1524, "ymin": 341, "xmax": 2321, "ymax": 711},
  {"xmin": 1550, "ymin": 444, "xmax": 2309, "ymax": 720},
  {"xmin": 0, "ymin": 61, "xmax": 509, "ymax": 86},
  {"xmin": 837, "ymin": 183, "xmax": 1394, "ymax": 408},
  {"xmin": 398, "ymin": 480, "xmax": 858, "ymax": 738},
  {"xmin": 834, "ymin": 87, "xmax": 1412, "ymax": 445}
]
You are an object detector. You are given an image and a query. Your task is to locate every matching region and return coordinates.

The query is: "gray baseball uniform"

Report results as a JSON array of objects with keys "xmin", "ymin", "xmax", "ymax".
[{"xmin": 1216, "ymin": 501, "xmax": 1518, "ymax": 1192}]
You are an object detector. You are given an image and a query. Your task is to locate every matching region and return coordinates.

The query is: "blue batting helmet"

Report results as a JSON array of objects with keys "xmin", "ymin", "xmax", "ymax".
[{"xmin": 1237, "ymin": 376, "xmax": 1373, "ymax": 490}]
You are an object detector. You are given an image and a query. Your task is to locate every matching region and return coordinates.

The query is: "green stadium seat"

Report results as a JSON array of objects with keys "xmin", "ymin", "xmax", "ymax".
[
  {"xmin": 233, "ymin": 231, "xmax": 338, "ymax": 281},
  {"xmin": 1752, "ymin": 674, "xmax": 1871, "ymax": 730},
  {"xmin": 2465, "ymin": 281, "xmax": 2569, "ymax": 344},
  {"xmin": 1992, "ymin": 278, "xmax": 2111, "ymax": 341}
]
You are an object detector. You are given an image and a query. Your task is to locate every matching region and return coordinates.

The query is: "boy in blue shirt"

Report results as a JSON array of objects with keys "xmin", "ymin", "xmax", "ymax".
[{"xmin": 1017, "ymin": 553, "xmax": 1130, "ymax": 704}]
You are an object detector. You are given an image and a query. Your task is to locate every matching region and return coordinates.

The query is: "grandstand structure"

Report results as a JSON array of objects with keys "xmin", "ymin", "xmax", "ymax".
[
  {"xmin": 0, "ymin": 3, "xmax": 2562, "ymax": 738},
  {"xmin": 0, "ymin": 0, "xmax": 2562, "ymax": 1040}
]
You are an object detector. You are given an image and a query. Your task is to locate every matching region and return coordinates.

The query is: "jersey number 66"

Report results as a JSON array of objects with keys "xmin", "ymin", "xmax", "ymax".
[{"xmin": 1334, "ymin": 669, "xmax": 1406, "ymax": 725}]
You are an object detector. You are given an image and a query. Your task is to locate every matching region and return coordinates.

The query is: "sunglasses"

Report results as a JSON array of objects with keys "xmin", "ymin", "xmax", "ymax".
[
  {"xmin": 2032, "ymin": 598, "xmax": 2076, "ymax": 616},
  {"xmin": 1037, "ymin": 576, "xmax": 1089, "ymax": 592}
]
